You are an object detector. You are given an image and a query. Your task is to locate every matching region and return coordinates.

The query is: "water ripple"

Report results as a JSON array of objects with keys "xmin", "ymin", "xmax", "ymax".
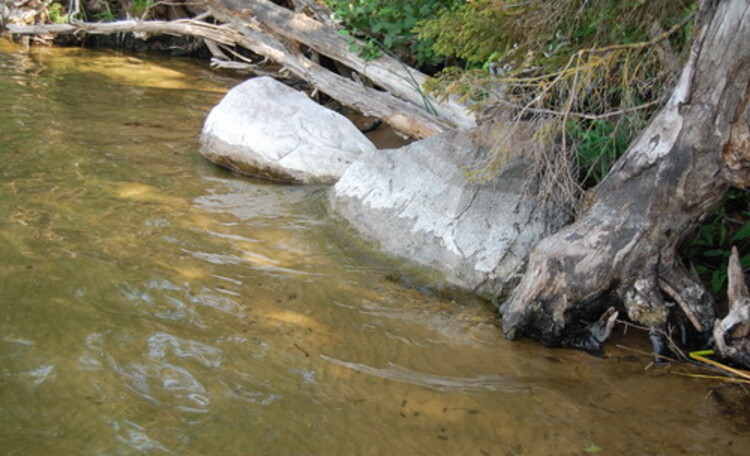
[
  {"xmin": 115, "ymin": 359, "xmax": 210, "ymax": 413},
  {"xmin": 146, "ymin": 332, "xmax": 222, "ymax": 368},
  {"xmin": 321, "ymin": 355, "xmax": 536, "ymax": 393},
  {"xmin": 78, "ymin": 332, "xmax": 220, "ymax": 414},
  {"xmin": 111, "ymin": 420, "xmax": 174, "ymax": 454},
  {"xmin": 20, "ymin": 364, "xmax": 56, "ymax": 387}
]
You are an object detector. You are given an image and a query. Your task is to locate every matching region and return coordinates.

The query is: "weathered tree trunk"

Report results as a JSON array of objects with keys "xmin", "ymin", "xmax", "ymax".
[{"xmin": 501, "ymin": 0, "xmax": 750, "ymax": 353}]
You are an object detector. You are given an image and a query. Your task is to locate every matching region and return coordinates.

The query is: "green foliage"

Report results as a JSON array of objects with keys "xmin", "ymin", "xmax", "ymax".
[
  {"xmin": 47, "ymin": 2, "xmax": 68, "ymax": 24},
  {"xmin": 325, "ymin": 0, "xmax": 464, "ymax": 67},
  {"xmin": 687, "ymin": 189, "xmax": 750, "ymax": 295},
  {"xmin": 416, "ymin": 0, "xmax": 693, "ymax": 69},
  {"xmin": 414, "ymin": 0, "xmax": 507, "ymax": 66},
  {"xmin": 567, "ymin": 118, "xmax": 635, "ymax": 185}
]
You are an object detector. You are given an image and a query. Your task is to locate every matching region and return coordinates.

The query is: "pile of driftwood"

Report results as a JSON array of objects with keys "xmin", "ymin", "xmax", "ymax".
[{"xmin": 2, "ymin": 0, "xmax": 475, "ymax": 139}]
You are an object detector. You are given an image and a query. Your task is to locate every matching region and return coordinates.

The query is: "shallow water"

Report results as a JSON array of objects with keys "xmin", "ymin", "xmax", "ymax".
[{"xmin": 0, "ymin": 40, "xmax": 747, "ymax": 456}]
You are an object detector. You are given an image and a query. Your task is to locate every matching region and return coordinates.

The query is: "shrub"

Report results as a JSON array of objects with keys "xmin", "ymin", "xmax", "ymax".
[{"xmin": 326, "ymin": 0, "xmax": 463, "ymax": 68}]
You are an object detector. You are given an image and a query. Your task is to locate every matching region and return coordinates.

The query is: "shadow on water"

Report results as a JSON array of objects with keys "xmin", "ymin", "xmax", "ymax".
[{"xmin": 0, "ymin": 39, "xmax": 748, "ymax": 455}]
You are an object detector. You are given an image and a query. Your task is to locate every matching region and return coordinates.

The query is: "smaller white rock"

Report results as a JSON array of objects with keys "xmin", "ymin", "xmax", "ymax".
[{"xmin": 200, "ymin": 77, "xmax": 376, "ymax": 184}]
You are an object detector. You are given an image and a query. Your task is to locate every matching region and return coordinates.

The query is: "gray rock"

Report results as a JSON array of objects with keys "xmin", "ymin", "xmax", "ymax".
[
  {"xmin": 330, "ymin": 129, "xmax": 569, "ymax": 296},
  {"xmin": 200, "ymin": 77, "xmax": 376, "ymax": 184}
]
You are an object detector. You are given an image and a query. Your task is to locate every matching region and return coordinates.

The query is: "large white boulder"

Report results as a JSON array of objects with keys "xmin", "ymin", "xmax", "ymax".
[
  {"xmin": 200, "ymin": 77, "xmax": 376, "ymax": 184},
  {"xmin": 330, "ymin": 128, "xmax": 570, "ymax": 296}
]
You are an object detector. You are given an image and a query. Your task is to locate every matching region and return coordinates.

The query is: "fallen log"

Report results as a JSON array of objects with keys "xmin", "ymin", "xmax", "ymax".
[
  {"xmin": 5, "ymin": 20, "xmax": 238, "ymax": 43},
  {"xmin": 5, "ymin": 18, "xmax": 450, "ymax": 138}
]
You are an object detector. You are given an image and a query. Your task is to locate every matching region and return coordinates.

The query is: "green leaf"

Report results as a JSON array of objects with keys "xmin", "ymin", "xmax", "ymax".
[{"xmin": 730, "ymin": 222, "xmax": 750, "ymax": 243}]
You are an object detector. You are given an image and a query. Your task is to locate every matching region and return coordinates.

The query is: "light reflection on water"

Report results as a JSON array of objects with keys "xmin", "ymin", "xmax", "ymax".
[{"xmin": 0, "ymin": 40, "xmax": 748, "ymax": 456}]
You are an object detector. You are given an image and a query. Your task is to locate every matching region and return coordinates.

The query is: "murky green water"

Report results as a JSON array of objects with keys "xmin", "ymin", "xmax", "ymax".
[{"xmin": 0, "ymin": 40, "xmax": 748, "ymax": 456}]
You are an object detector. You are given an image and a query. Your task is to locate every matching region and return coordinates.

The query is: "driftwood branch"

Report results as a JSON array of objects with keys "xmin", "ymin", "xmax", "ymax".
[
  {"xmin": 714, "ymin": 247, "xmax": 750, "ymax": 368},
  {"xmin": 658, "ymin": 278, "xmax": 703, "ymax": 332},
  {"xmin": 6, "ymin": 20, "xmax": 238, "ymax": 44}
]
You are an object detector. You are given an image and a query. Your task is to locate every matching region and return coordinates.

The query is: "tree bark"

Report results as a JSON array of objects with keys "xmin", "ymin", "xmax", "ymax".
[{"xmin": 501, "ymin": 0, "xmax": 750, "ymax": 352}]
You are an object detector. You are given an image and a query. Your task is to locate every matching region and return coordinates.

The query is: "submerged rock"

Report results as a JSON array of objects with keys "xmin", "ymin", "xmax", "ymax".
[
  {"xmin": 330, "ymin": 128, "xmax": 569, "ymax": 297},
  {"xmin": 200, "ymin": 76, "xmax": 376, "ymax": 184}
]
